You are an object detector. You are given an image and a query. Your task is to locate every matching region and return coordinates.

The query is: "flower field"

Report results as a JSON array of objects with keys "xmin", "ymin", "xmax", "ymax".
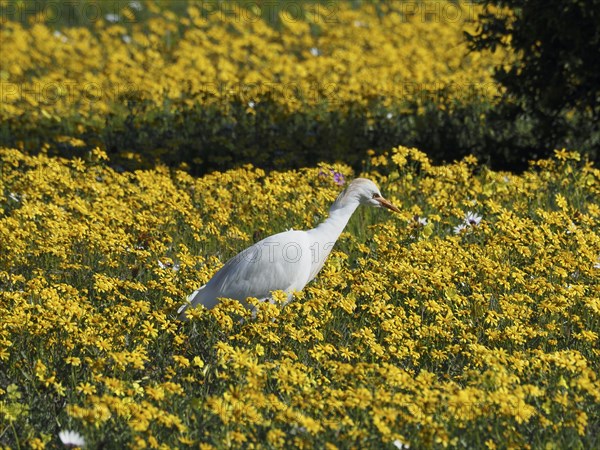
[
  {"xmin": 0, "ymin": 146, "xmax": 599, "ymax": 448},
  {"xmin": 1, "ymin": 0, "xmax": 599, "ymax": 448},
  {"xmin": 0, "ymin": 1, "xmax": 506, "ymax": 120},
  {"xmin": 0, "ymin": 1, "xmax": 515, "ymax": 173}
]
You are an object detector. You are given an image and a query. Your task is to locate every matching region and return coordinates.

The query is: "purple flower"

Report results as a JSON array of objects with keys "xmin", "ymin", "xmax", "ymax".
[
  {"xmin": 331, "ymin": 170, "xmax": 345, "ymax": 186},
  {"xmin": 318, "ymin": 168, "xmax": 345, "ymax": 186}
]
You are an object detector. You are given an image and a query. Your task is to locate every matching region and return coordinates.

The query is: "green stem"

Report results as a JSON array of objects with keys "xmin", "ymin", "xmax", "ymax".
[{"xmin": 11, "ymin": 422, "xmax": 21, "ymax": 450}]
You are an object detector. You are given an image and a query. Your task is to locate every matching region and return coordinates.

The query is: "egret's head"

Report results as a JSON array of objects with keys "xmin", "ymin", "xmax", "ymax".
[{"xmin": 332, "ymin": 178, "xmax": 401, "ymax": 212}]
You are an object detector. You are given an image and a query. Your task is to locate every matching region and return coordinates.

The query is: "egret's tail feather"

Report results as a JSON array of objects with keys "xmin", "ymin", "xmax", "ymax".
[{"xmin": 177, "ymin": 285, "xmax": 206, "ymax": 320}]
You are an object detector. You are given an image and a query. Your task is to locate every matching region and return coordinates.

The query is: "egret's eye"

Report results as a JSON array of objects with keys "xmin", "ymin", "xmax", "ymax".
[{"xmin": 372, "ymin": 193, "xmax": 382, "ymax": 199}]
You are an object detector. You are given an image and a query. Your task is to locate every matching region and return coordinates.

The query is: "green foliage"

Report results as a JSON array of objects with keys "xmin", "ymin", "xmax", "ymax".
[
  {"xmin": 3, "ymin": 93, "xmax": 569, "ymax": 175},
  {"xmin": 466, "ymin": 0, "xmax": 600, "ymax": 162}
]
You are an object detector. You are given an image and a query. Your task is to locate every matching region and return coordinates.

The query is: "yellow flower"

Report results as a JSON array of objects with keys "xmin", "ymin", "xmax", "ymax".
[
  {"xmin": 77, "ymin": 382, "xmax": 97, "ymax": 396},
  {"xmin": 66, "ymin": 356, "xmax": 81, "ymax": 366}
]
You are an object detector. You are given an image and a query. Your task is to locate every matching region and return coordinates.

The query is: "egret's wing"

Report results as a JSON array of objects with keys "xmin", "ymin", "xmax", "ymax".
[
  {"xmin": 305, "ymin": 227, "xmax": 338, "ymax": 283},
  {"xmin": 182, "ymin": 230, "xmax": 312, "ymax": 315}
]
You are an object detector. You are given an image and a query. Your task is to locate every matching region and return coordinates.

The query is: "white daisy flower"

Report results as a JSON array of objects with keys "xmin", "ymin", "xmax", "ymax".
[
  {"xmin": 393, "ymin": 439, "xmax": 410, "ymax": 449},
  {"xmin": 128, "ymin": 1, "xmax": 143, "ymax": 11},
  {"xmin": 408, "ymin": 216, "xmax": 427, "ymax": 226},
  {"xmin": 59, "ymin": 430, "xmax": 85, "ymax": 448},
  {"xmin": 453, "ymin": 223, "xmax": 467, "ymax": 234},
  {"xmin": 105, "ymin": 13, "xmax": 120, "ymax": 23},
  {"xmin": 53, "ymin": 30, "xmax": 68, "ymax": 43},
  {"xmin": 464, "ymin": 211, "xmax": 482, "ymax": 226},
  {"xmin": 158, "ymin": 260, "xmax": 180, "ymax": 272}
]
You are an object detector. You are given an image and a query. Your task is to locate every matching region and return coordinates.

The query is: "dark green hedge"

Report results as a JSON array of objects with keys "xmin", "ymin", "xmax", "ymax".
[{"xmin": 2, "ymin": 94, "xmax": 598, "ymax": 175}]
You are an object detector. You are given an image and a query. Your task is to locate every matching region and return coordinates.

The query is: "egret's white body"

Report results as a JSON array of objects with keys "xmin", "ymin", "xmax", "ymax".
[{"xmin": 178, "ymin": 178, "xmax": 399, "ymax": 318}]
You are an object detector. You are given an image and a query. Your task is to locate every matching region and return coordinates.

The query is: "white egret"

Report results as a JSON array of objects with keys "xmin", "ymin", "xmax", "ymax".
[{"xmin": 178, "ymin": 178, "xmax": 400, "ymax": 319}]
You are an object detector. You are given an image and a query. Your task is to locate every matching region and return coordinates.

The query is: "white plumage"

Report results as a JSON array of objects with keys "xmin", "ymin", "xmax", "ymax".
[{"xmin": 178, "ymin": 178, "xmax": 399, "ymax": 319}]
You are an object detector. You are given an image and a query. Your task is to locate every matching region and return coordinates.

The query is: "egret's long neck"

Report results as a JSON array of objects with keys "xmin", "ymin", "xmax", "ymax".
[
  {"xmin": 310, "ymin": 201, "xmax": 359, "ymax": 243},
  {"xmin": 305, "ymin": 200, "xmax": 360, "ymax": 281}
]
